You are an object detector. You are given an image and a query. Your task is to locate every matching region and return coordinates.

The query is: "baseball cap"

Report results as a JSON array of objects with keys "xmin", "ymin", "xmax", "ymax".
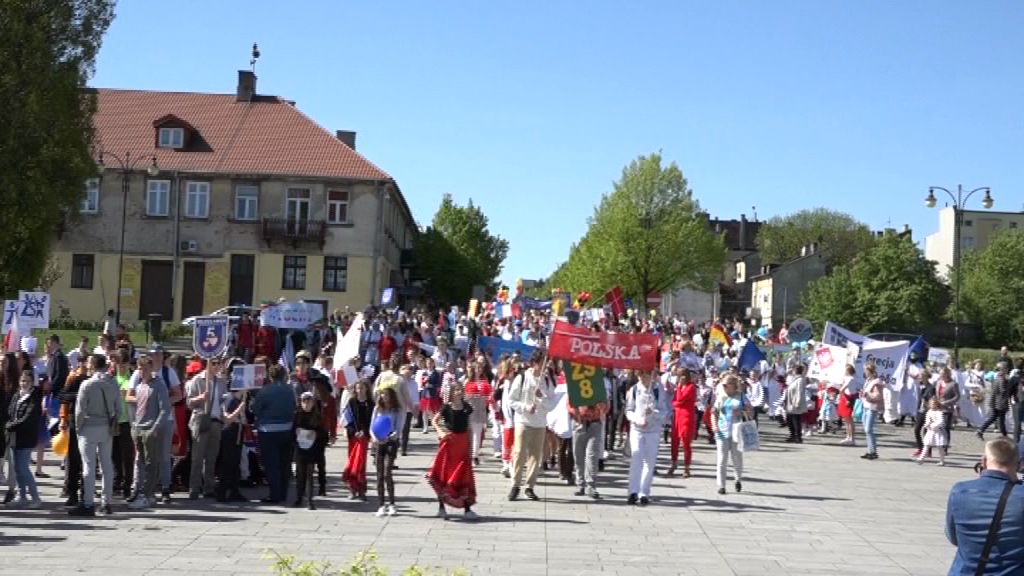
[{"xmin": 148, "ymin": 343, "xmax": 165, "ymax": 355}]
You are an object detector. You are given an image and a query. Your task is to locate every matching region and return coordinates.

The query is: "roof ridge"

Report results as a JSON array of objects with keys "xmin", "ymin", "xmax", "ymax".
[{"xmin": 284, "ymin": 103, "xmax": 393, "ymax": 181}]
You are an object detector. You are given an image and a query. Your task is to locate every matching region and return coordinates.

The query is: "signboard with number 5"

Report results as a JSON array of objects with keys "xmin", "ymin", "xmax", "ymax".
[{"xmin": 562, "ymin": 360, "xmax": 608, "ymax": 407}]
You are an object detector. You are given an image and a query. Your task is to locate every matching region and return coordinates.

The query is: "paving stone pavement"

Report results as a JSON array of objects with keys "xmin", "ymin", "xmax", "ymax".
[{"xmin": 0, "ymin": 419, "xmax": 988, "ymax": 576}]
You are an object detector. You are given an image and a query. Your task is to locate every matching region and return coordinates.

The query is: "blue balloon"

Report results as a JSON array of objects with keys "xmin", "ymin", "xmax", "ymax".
[{"xmin": 371, "ymin": 414, "xmax": 394, "ymax": 439}]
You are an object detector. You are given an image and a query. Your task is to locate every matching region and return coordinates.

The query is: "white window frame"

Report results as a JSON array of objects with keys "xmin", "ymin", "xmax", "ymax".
[
  {"xmin": 81, "ymin": 178, "xmax": 100, "ymax": 213},
  {"xmin": 327, "ymin": 189, "xmax": 350, "ymax": 224},
  {"xmin": 146, "ymin": 179, "xmax": 171, "ymax": 217},
  {"xmin": 158, "ymin": 127, "xmax": 184, "ymax": 148},
  {"xmin": 184, "ymin": 181, "xmax": 210, "ymax": 219},
  {"xmin": 234, "ymin": 184, "xmax": 259, "ymax": 221}
]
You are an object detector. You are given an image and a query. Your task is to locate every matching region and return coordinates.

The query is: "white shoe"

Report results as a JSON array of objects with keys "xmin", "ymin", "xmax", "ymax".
[
  {"xmin": 375, "ymin": 506, "xmax": 387, "ymax": 517},
  {"xmin": 386, "ymin": 504, "xmax": 397, "ymax": 516},
  {"xmin": 129, "ymin": 497, "xmax": 149, "ymax": 510},
  {"xmin": 464, "ymin": 509, "xmax": 479, "ymax": 521},
  {"xmin": 839, "ymin": 438, "xmax": 852, "ymax": 445},
  {"xmin": 492, "ymin": 452, "xmax": 502, "ymax": 460},
  {"xmin": 937, "ymin": 461, "xmax": 946, "ymax": 467}
]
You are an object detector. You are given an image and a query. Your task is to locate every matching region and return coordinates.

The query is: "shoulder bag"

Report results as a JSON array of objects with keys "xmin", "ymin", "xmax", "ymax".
[
  {"xmin": 99, "ymin": 383, "xmax": 119, "ymax": 437},
  {"xmin": 976, "ymin": 479, "xmax": 1018, "ymax": 576}
]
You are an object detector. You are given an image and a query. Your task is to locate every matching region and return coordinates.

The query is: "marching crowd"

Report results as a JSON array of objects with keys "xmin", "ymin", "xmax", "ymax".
[{"xmin": 1, "ymin": 304, "xmax": 1021, "ymax": 529}]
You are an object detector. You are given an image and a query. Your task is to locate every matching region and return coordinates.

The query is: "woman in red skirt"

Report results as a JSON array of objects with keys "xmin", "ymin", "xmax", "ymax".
[
  {"xmin": 341, "ymin": 379, "xmax": 373, "ymax": 500},
  {"xmin": 426, "ymin": 382, "xmax": 479, "ymax": 521}
]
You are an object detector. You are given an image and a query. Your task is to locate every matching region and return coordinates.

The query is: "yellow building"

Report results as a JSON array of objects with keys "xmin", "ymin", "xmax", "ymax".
[{"xmin": 52, "ymin": 71, "xmax": 416, "ymax": 324}]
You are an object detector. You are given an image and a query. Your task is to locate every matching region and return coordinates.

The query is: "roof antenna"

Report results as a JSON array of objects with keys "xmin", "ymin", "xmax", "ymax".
[
  {"xmin": 250, "ymin": 42, "xmax": 260, "ymax": 73},
  {"xmin": 751, "ymin": 206, "xmax": 757, "ymax": 221}
]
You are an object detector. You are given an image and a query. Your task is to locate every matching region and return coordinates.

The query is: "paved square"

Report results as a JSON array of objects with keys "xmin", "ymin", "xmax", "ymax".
[{"xmin": 0, "ymin": 421, "xmax": 978, "ymax": 575}]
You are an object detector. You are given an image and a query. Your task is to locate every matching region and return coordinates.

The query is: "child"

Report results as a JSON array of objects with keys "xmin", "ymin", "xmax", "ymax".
[
  {"xmin": 342, "ymin": 379, "xmax": 374, "ymax": 500},
  {"xmin": 818, "ymin": 384, "xmax": 839, "ymax": 434},
  {"xmin": 293, "ymin": 391, "xmax": 326, "ymax": 510},
  {"xmin": 499, "ymin": 363, "xmax": 518, "ymax": 478},
  {"xmin": 918, "ymin": 398, "xmax": 947, "ymax": 466},
  {"xmin": 371, "ymin": 387, "xmax": 402, "ymax": 517},
  {"xmin": 426, "ymin": 382, "xmax": 479, "ymax": 521},
  {"xmin": 419, "ymin": 358, "xmax": 441, "ymax": 433}
]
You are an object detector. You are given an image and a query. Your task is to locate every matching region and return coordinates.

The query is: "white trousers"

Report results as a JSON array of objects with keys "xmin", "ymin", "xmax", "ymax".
[
  {"xmin": 490, "ymin": 412, "xmax": 503, "ymax": 454},
  {"xmin": 470, "ymin": 421, "xmax": 485, "ymax": 458},
  {"xmin": 715, "ymin": 437, "xmax": 743, "ymax": 489},
  {"xmin": 628, "ymin": 431, "xmax": 659, "ymax": 497}
]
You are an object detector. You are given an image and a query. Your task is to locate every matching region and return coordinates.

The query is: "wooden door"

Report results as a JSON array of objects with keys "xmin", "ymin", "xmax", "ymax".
[
  {"xmin": 139, "ymin": 260, "xmax": 174, "ymax": 321},
  {"xmin": 181, "ymin": 261, "xmax": 206, "ymax": 319}
]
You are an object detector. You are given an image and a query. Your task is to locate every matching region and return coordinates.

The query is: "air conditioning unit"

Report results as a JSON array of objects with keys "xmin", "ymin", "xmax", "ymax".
[{"xmin": 180, "ymin": 240, "xmax": 198, "ymax": 252}]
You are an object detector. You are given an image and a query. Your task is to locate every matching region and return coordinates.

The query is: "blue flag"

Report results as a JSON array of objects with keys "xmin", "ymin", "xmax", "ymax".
[
  {"xmin": 737, "ymin": 339, "xmax": 766, "ymax": 371},
  {"xmin": 908, "ymin": 336, "xmax": 927, "ymax": 360},
  {"xmin": 477, "ymin": 336, "xmax": 536, "ymax": 365}
]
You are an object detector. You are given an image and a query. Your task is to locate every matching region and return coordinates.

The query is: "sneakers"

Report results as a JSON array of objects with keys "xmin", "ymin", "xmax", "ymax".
[
  {"xmin": 735, "ymin": 481, "xmax": 742, "ymax": 493},
  {"xmin": 860, "ymin": 452, "xmax": 878, "ymax": 460},
  {"xmin": 463, "ymin": 509, "xmax": 479, "ymax": 521},
  {"xmin": 27, "ymin": 499, "xmax": 41, "ymax": 509},
  {"xmin": 8, "ymin": 497, "xmax": 28, "ymax": 509},
  {"xmin": 375, "ymin": 506, "xmax": 387, "ymax": 517},
  {"xmin": 501, "ymin": 465, "xmax": 511, "ymax": 479},
  {"xmin": 524, "ymin": 488, "xmax": 539, "ymax": 501},
  {"xmin": 507, "ymin": 487, "xmax": 520, "ymax": 501},
  {"xmin": 574, "ymin": 486, "xmax": 586, "ymax": 497},
  {"xmin": 587, "ymin": 488, "xmax": 601, "ymax": 500},
  {"xmin": 100, "ymin": 504, "xmax": 113, "ymax": 515},
  {"xmin": 129, "ymin": 496, "xmax": 149, "ymax": 510},
  {"xmin": 638, "ymin": 496, "xmax": 649, "ymax": 506},
  {"xmin": 717, "ymin": 488, "xmax": 726, "ymax": 495},
  {"xmin": 839, "ymin": 438, "xmax": 853, "ymax": 446},
  {"xmin": 386, "ymin": 504, "xmax": 397, "ymax": 516},
  {"xmin": 627, "ymin": 493, "xmax": 638, "ymax": 505},
  {"xmin": 68, "ymin": 505, "xmax": 95, "ymax": 517}
]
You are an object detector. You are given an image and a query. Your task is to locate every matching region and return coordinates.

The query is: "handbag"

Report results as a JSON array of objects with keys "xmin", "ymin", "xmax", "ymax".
[
  {"xmin": 99, "ymin": 385, "xmax": 119, "ymax": 437},
  {"xmin": 976, "ymin": 480, "xmax": 1018, "ymax": 576},
  {"xmin": 853, "ymin": 398, "xmax": 864, "ymax": 421},
  {"xmin": 733, "ymin": 417, "xmax": 759, "ymax": 452}
]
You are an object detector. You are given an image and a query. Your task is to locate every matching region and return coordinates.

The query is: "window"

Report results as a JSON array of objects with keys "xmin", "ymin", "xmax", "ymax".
[
  {"xmin": 323, "ymin": 256, "xmax": 348, "ymax": 292},
  {"xmin": 234, "ymin": 185, "xmax": 259, "ymax": 221},
  {"xmin": 1011, "ymin": 222, "xmax": 1018, "ymax": 229},
  {"xmin": 184, "ymin": 181, "xmax": 210, "ymax": 218},
  {"xmin": 81, "ymin": 178, "xmax": 100, "ymax": 213},
  {"xmin": 962, "ymin": 236, "xmax": 975, "ymax": 249},
  {"xmin": 327, "ymin": 190, "xmax": 350, "ymax": 224},
  {"xmin": 282, "ymin": 255, "xmax": 306, "ymax": 290},
  {"xmin": 963, "ymin": 219, "xmax": 973, "ymax": 227},
  {"xmin": 146, "ymin": 180, "xmax": 171, "ymax": 216},
  {"xmin": 70, "ymin": 254, "xmax": 94, "ymax": 289},
  {"xmin": 158, "ymin": 127, "xmax": 184, "ymax": 148}
]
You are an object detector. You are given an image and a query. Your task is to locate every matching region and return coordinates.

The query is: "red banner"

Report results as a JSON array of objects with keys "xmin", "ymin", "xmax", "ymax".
[
  {"xmin": 605, "ymin": 286, "xmax": 625, "ymax": 317},
  {"xmin": 547, "ymin": 320, "xmax": 659, "ymax": 370}
]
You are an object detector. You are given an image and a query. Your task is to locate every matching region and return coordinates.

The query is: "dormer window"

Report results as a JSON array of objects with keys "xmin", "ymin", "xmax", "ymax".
[{"xmin": 158, "ymin": 127, "xmax": 184, "ymax": 148}]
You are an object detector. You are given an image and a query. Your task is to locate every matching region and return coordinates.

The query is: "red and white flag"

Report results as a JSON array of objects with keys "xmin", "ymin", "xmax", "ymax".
[{"xmin": 5, "ymin": 312, "xmax": 21, "ymax": 354}]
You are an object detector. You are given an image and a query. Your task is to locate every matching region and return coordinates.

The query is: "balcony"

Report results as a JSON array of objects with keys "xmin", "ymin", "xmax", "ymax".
[{"xmin": 262, "ymin": 218, "xmax": 326, "ymax": 249}]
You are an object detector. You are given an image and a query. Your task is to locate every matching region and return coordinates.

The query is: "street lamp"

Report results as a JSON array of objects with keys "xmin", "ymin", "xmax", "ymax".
[
  {"xmin": 98, "ymin": 151, "xmax": 159, "ymax": 325},
  {"xmin": 925, "ymin": 185, "xmax": 993, "ymax": 367}
]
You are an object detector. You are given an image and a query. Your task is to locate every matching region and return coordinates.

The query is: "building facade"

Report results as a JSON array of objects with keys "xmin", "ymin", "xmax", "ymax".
[
  {"xmin": 749, "ymin": 243, "xmax": 827, "ymax": 329},
  {"xmin": 924, "ymin": 207, "xmax": 1023, "ymax": 278},
  {"xmin": 52, "ymin": 72, "xmax": 416, "ymax": 324}
]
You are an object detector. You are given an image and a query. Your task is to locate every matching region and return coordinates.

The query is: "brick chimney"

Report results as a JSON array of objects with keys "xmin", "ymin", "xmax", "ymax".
[
  {"xmin": 335, "ymin": 130, "xmax": 356, "ymax": 150},
  {"xmin": 236, "ymin": 70, "xmax": 257, "ymax": 102}
]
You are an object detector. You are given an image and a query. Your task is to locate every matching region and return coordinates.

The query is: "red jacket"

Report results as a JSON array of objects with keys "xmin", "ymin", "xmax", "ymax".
[
  {"xmin": 255, "ymin": 326, "xmax": 275, "ymax": 359},
  {"xmin": 379, "ymin": 335, "xmax": 397, "ymax": 366}
]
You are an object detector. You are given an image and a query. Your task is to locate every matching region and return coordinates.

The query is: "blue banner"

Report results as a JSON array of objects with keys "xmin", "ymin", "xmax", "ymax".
[
  {"xmin": 518, "ymin": 297, "xmax": 552, "ymax": 311},
  {"xmin": 477, "ymin": 336, "xmax": 537, "ymax": 364}
]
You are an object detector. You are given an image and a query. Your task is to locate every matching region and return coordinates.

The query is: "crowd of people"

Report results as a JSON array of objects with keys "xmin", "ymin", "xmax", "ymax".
[{"xmin": 2, "ymin": 303, "xmax": 1022, "ymax": 542}]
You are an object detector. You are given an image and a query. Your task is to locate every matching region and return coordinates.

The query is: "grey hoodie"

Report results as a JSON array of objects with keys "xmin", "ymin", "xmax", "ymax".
[{"xmin": 75, "ymin": 373, "xmax": 121, "ymax": 432}]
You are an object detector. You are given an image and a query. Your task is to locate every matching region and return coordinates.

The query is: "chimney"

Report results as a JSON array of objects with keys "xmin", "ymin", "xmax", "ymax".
[
  {"xmin": 236, "ymin": 70, "xmax": 257, "ymax": 102},
  {"xmin": 739, "ymin": 214, "xmax": 747, "ymax": 250},
  {"xmin": 335, "ymin": 130, "xmax": 356, "ymax": 150},
  {"xmin": 903, "ymin": 224, "xmax": 910, "ymax": 233}
]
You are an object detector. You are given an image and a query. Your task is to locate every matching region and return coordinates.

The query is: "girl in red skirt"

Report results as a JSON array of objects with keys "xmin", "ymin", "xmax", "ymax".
[
  {"xmin": 426, "ymin": 382, "xmax": 479, "ymax": 521},
  {"xmin": 341, "ymin": 379, "xmax": 373, "ymax": 500}
]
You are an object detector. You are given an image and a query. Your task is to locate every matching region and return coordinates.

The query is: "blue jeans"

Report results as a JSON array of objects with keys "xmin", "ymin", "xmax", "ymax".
[
  {"xmin": 13, "ymin": 448, "xmax": 39, "ymax": 501},
  {"xmin": 862, "ymin": 409, "xmax": 878, "ymax": 454},
  {"xmin": 258, "ymin": 430, "xmax": 294, "ymax": 502}
]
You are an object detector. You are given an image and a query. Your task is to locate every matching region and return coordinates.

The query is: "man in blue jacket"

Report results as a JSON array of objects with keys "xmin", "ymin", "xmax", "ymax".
[{"xmin": 946, "ymin": 437, "xmax": 1024, "ymax": 575}]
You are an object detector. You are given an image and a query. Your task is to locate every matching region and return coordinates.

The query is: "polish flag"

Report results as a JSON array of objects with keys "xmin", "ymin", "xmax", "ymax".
[{"xmin": 5, "ymin": 312, "xmax": 21, "ymax": 354}]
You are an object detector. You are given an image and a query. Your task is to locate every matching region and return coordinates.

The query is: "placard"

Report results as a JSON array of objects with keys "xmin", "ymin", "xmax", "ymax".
[
  {"xmin": 230, "ymin": 364, "xmax": 266, "ymax": 391},
  {"xmin": 548, "ymin": 320, "xmax": 658, "ymax": 370},
  {"xmin": 260, "ymin": 301, "xmax": 324, "ymax": 329},
  {"xmin": 14, "ymin": 291, "xmax": 49, "ymax": 330},
  {"xmin": 562, "ymin": 360, "xmax": 608, "ymax": 407},
  {"xmin": 928, "ymin": 347, "xmax": 949, "ymax": 366},
  {"xmin": 381, "ymin": 288, "xmax": 394, "ymax": 306},
  {"xmin": 192, "ymin": 315, "xmax": 229, "ymax": 359}
]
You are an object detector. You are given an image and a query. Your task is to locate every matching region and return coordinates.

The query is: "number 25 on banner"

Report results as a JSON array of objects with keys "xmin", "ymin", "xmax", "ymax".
[{"xmin": 562, "ymin": 360, "xmax": 608, "ymax": 408}]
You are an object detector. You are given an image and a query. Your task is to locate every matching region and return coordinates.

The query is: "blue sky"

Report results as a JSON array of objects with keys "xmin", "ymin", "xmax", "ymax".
[{"xmin": 92, "ymin": 1, "xmax": 1024, "ymax": 287}]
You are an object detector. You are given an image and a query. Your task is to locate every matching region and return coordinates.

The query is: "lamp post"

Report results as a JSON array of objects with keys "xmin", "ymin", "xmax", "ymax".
[
  {"xmin": 925, "ymin": 185, "xmax": 993, "ymax": 367},
  {"xmin": 98, "ymin": 151, "xmax": 159, "ymax": 325}
]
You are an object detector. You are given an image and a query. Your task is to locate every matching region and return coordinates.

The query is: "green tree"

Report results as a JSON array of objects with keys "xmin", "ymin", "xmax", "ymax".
[
  {"xmin": 552, "ymin": 153, "xmax": 726, "ymax": 305},
  {"xmin": 802, "ymin": 234, "xmax": 948, "ymax": 333},
  {"xmin": 954, "ymin": 230, "xmax": 1024, "ymax": 347},
  {"xmin": 756, "ymin": 208, "xmax": 876, "ymax": 267},
  {"xmin": 0, "ymin": 0, "xmax": 115, "ymax": 296},
  {"xmin": 414, "ymin": 194, "xmax": 509, "ymax": 305}
]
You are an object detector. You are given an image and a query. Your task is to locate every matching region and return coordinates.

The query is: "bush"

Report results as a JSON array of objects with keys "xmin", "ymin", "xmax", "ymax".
[{"xmin": 264, "ymin": 550, "xmax": 466, "ymax": 576}]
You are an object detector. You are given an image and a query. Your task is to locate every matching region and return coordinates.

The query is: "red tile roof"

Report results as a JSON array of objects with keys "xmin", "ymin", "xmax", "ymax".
[{"xmin": 92, "ymin": 89, "xmax": 392, "ymax": 181}]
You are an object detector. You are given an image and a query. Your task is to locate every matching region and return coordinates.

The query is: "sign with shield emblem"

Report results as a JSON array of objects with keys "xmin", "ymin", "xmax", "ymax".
[{"xmin": 193, "ymin": 315, "xmax": 229, "ymax": 359}]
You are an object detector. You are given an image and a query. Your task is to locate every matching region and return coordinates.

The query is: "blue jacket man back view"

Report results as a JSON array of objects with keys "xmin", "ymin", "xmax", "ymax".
[{"xmin": 946, "ymin": 469, "xmax": 1024, "ymax": 575}]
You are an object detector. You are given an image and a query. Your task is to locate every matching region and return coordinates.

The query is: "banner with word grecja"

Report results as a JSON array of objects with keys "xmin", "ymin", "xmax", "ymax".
[
  {"xmin": 821, "ymin": 321, "xmax": 909, "ymax": 391},
  {"xmin": 547, "ymin": 320, "xmax": 658, "ymax": 370},
  {"xmin": 260, "ymin": 302, "xmax": 324, "ymax": 329}
]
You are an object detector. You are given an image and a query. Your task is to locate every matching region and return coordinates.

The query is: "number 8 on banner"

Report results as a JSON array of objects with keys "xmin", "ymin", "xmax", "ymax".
[{"xmin": 563, "ymin": 360, "xmax": 608, "ymax": 408}]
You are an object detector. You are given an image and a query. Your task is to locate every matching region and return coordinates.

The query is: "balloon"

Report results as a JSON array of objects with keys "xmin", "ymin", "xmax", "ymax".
[{"xmin": 371, "ymin": 414, "xmax": 394, "ymax": 440}]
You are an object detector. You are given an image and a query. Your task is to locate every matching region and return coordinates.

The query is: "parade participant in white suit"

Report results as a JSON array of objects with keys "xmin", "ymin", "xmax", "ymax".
[{"xmin": 625, "ymin": 369, "xmax": 667, "ymax": 506}]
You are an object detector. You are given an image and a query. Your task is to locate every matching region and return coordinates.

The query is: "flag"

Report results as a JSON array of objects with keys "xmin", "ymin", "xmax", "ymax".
[
  {"xmin": 5, "ymin": 312, "xmax": 21, "ymax": 354},
  {"xmin": 605, "ymin": 286, "xmax": 625, "ymax": 317},
  {"xmin": 709, "ymin": 322, "xmax": 732, "ymax": 347},
  {"xmin": 334, "ymin": 363, "xmax": 358, "ymax": 391},
  {"xmin": 334, "ymin": 313, "xmax": 363, "ymax": 367},
  {"xmin": 737, "ymin": 339, "xmax": 766, "ymax": 371},
  {"xmin": 340, "ymin": 404, "xmax": 354, "ymax": 429},
  {"xmin": 495, "ymin": 303, "xmax": 512, "ymax": 319},
  {"xmin": 279, "ymin": 333, "xmax": 294, "ymax": 372},
  {"xmin": 908, "ymin": 336, "xmax": 927, "ymax": 360}
]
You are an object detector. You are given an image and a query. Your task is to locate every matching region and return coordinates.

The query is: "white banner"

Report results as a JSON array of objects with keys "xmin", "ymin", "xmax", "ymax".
[
  {"xmin": 333, "ymin": 313, "xmax": 364, "ymax": 367},
  {"xmin": 808, "ymin": 344, "xmax": 848, "ymax": 384},
  {"xmin": 862, "ymin": 339, "xmax": 909, "ymax": 391},
  {"xmin": 821, "ymin": 321, "xmax": 865, "ymax": 348},
  {"xmin": 260, "ymin": 302, "xmax": 323, "ymax": 329}
]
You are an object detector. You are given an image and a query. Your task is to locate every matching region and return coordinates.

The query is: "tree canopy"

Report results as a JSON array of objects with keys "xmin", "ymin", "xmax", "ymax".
[
  {"xmin": 955, "ymin": 230, "xmax": 1024, "ymax": 347},
  {"xmin": 802, "ymin": 234, "xmax": 948, "ymax": 334},
  {"xmin": 756, "ymin": 208, "xmax": 876, "ymax": 267},
  {"xmin": 0, "ymin": 0, "xmax": 115, "ymax": 296},
  {"xmin": 547, "ymin": 153, "xmax": 726, "ymax": 304},
  {"xmin": 414, "ymin": 194, "xmax": 509, "ymax": 306}
]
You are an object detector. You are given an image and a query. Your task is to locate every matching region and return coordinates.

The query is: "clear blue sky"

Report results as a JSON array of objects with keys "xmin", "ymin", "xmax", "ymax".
[{"xmin": 92, "ymin": 1, "xmax": 1024, "ymax": 287}]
